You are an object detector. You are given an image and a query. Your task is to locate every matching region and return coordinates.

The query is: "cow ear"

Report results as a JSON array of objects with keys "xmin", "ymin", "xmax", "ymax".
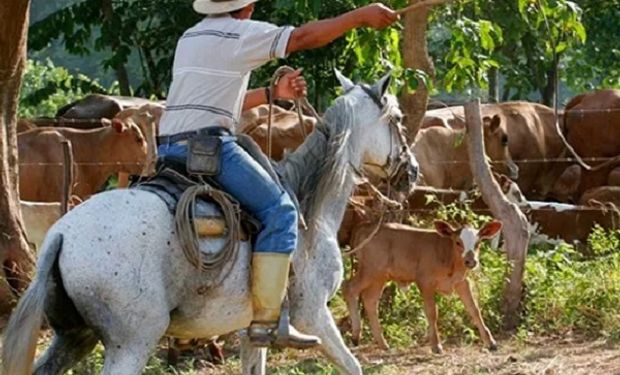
[
  {"xmin": 434, "ymin": 220, "xmax": 456, "ymax": 237},
  {"xmin": 484, "ymin": 115, "xmax": 501, "ymax": 133},
  {"xmin": 112, "ymin": 119, "xmax": 126, "ymax": 133},
  {"xmin": 372, "ymin": 71, "xmax": 392, "ymax": 98},
  {"xmin": 334, "ymin": 69, "xmax": 355, "ymax": 92},
  {"xmin": 478, "ymin": 220, "xmax": 503, "ymax": 239}
]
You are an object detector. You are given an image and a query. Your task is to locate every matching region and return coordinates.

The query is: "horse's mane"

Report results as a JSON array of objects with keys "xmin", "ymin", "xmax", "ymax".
[{"xmin": 281, "ymin": 94, "xmax": 362, "ymax": 235}]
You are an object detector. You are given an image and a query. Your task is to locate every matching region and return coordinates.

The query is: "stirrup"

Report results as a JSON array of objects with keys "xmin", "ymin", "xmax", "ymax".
[{"xmin": 248, "ymin": 297, "xmax": 321, "ymax": 350}]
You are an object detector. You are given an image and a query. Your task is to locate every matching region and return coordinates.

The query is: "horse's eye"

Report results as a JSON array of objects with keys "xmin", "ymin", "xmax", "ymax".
[{"xmin": 501, "ymin": 135, "xmax": 509, "ymax": 146}]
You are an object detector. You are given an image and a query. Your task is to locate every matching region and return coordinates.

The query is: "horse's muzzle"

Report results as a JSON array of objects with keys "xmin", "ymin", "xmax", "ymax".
[{"xmin": 392, "ymin": 158, "xmax": 418, "ymax": 196}]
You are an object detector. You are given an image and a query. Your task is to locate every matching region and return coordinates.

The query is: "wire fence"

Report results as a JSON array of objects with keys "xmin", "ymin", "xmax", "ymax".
[{"xmin": 16, "ymin": 154, "xmax": 620, "ymax": 167}]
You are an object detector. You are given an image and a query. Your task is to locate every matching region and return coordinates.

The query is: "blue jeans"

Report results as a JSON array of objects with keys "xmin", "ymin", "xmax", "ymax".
[{"xmin": 158, "ymin": 137, "xmax": 298, "ymax": 254}]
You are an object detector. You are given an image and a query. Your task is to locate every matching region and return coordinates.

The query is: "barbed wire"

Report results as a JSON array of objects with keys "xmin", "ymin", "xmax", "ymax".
[
  {"xmin": 350, "ymin": 206, "xmax": 620, "ymax": 214},
  {"xmin": 17, "ymin": 154, "xmax": 620, "ymax": 167},
  {"xmin": 19, "ymin": 161, "xmax": 146, "ymax": 166}
]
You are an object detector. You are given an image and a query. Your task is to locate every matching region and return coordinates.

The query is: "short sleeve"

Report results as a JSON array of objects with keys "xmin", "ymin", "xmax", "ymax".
[{"xmin": 237, "ymin": 20, "xmax": 295, "ymax": 71}]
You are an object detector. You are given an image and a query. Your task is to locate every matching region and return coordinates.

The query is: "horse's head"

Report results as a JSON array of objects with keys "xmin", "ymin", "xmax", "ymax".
[{"xmin": 335, "ymin": 70, "xmax": 418, "ymax": 196}]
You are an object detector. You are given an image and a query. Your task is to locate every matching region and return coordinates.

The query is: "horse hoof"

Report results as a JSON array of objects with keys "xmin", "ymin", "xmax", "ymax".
[
  {"xmin": 432, "ymin": 345, "xmax": 444, "ymax": 354},
  {"xmin": 488, "ymin": 342, "xmax": 499, "ymax": 352}
]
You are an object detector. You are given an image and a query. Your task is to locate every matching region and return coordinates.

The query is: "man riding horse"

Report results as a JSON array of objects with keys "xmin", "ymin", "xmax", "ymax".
[{"xmin": 158, "ymin": 0, "xmax": 399, "ymax": 349}]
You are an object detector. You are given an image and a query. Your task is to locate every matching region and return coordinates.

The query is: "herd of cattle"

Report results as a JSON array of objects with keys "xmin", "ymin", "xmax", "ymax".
[{"xmin": 13, "ymin": 88, "xmax": 620, "ymax": 353}]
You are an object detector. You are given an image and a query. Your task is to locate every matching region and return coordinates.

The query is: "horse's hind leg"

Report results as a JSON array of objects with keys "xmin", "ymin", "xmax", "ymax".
[
  {"xmin": 100, "ymin": 310, "xmax": 170, "ymax": 375},
  {"xmin": 34, "ymin": 329, "xmax": 99, "ymax": 375}
]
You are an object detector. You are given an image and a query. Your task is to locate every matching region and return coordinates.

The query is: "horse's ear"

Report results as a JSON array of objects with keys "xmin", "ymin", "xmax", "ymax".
[
  {"xmin": 334, "ymin": 69, "xmax": 355, "ymax": 92},
  {"xmin": 372, "ymin": 71, "xmax": 392, "ymax": 98}
]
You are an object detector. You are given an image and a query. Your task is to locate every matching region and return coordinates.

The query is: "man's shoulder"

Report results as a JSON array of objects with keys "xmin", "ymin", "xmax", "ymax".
[
  {"xmin": 185, "ymin": 17, "xmax": 281, "ymax": 35},
  {"xmin": 233, "ymin": 18, "xmax": 282, "ymax": 33}
]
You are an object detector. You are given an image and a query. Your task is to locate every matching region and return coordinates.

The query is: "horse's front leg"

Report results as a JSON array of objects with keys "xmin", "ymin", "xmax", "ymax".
[
  {"xmin": 290, "ymin": 256, "xmax": 362, "ymax": 375},
  {"xmin": 292, "ymin": 295, "xmax": 362, "ymax": 375},
  {"xmin": 240, "ymin": 334, "xmax": 267, "ymax": 375}
]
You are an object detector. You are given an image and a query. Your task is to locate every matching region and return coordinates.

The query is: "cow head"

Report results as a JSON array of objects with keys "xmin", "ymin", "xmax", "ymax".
[
  {"xmin": 434, "ymin": 220, "xmax": 503, "ymax": 269},
  {"xmin": 111, "ymin": 119, "xmax": 148, "ymax": 175},
  {"xmin": 483, "ymin": 115, "xmax": 519, "ymax": 181},
  {"xmin": 113, "ymin": 103, "xmax": 163, "ymax": 176}
]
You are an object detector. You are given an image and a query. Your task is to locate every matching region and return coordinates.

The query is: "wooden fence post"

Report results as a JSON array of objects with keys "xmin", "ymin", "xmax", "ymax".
[{"xmin": 464, "ymin": 99, "xmax": 530, "ymax": 330}]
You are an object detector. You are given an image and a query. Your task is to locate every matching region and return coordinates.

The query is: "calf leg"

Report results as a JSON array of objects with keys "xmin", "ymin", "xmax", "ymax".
[
  {"xmin": 455, "ymin": 280, "xmax": 497, "ymax": 351},
  {"xmin": 342, "ymin": 277, "xmax": 367, "ymax": 346},
  {"xmin": 420, "ymin": 286, "xmax": 442, "ymax": 354},
  {"xmin": 361, "ymin": 282, "xmax": 389, "ymax": 350}
]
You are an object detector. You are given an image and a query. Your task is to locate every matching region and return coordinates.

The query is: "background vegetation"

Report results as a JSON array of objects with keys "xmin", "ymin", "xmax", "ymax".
[{"xmin": 24, "ymin": 0, "xmax": 620, "ymax": 116}]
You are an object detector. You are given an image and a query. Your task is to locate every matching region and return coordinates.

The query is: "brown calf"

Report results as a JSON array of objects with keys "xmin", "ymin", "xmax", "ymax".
[{"xmin": 342, "ymin": 220, "xmax": 502, "ymax": 353}]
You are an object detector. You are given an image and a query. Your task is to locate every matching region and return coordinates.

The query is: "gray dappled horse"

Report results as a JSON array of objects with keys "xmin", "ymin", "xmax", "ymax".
[{"xmin": 3, "ymin": 71, "xmax": 418, "ymax": 375}]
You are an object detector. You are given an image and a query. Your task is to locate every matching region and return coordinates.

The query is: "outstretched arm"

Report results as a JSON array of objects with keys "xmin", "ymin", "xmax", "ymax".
[{"xmin": 286, "ymin": 3, "xmax": 399, "ymax": 54}]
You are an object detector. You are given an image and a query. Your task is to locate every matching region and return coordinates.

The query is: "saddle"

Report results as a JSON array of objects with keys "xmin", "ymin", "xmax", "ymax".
[{"xmin": 134, "ymin": 166, "xmax": 260, "ymax": 241}]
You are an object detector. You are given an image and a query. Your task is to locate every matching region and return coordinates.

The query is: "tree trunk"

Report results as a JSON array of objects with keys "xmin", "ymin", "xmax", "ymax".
[
  {"xmin": 400, "ymin": 0, "xmax": 435, "ymax": 140},
  {"xmin": 0, "ymin": 0, "xmax": 36, "ymax": 315},
  {"xmin": 464, "ymin": 100, "xmax": 530, "ymax": 331},
  {"xmin": 488, "ymin": 67, "xmax": 499, "ymax": 103},
  {"xmin": 101, "ymin": 0, "xmax": 131, "ymax": 96},
  {"xmin": 542, "ymin": 53, "xmax": 559, "ymax": 107}
]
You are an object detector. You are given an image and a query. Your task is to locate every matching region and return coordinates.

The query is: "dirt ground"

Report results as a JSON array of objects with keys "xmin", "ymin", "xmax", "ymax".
[{"xmin": 186, "ymin": 336, "xmax": 620, "ymax": 375}]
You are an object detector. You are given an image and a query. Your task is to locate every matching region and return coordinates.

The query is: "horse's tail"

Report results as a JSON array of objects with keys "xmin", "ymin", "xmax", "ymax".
[{"xmin": 2, "ymin": 233, "xmax": 63, "ymax": 375}]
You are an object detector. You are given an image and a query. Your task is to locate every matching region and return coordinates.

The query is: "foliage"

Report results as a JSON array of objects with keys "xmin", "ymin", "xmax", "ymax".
[
  {"xmin": 428, "ymin": 0, "xmax": 586, "ymax": 104},
  {"xmin": 19, "ymin": 59, "xmax": 116, "ymax": 118},
  {"xmin": 564, "ymin": 0, "xmax": 620, "ymax": 91},
  {"xmin": 429, "ymin": 8, "xmax": 503, "ymax": 96},
  {"xmin": 29, "ymin": 0, "xmax": 201, "ymax": 98},
  {"xmin": 251, "ymin": 0, "xmax": 408, "ymax": 110}
]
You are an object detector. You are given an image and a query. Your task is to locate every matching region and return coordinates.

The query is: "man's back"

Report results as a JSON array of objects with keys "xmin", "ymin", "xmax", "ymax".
[{"xmin": 160, "ymin": 16, "xmax": 293, "ymax": 135}]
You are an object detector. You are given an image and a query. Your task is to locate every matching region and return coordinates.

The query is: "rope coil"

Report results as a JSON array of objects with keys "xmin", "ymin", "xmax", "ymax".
[{"xmin": 175, "ymin": 184, "xmax": 242, "ymax": 274}]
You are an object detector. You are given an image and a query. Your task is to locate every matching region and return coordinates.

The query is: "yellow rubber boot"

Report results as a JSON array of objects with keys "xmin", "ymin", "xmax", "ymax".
[{"xmin": 248, "ymin": 252, "xmax": 321, "ymax": 349}]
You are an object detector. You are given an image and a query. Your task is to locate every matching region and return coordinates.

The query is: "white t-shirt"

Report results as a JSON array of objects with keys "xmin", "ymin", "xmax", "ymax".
[{"xmin": 159, "ymin": 16, "xmax": 294, "ymax": 136}]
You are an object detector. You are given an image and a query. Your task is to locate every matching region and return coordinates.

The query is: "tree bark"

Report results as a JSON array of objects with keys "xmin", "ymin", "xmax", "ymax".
[
  {"xmin": 400, "ymin": 0, "xmax": 435, "ymax": 140},
  {"xmin": 464, "ymin": 100, "xmax": 530, "ymax": 331},
  {"xmin": 488, "ymin": 67, "xmax": 499, "ymax": 103},
  {"xmin": 541, "ymin": 53, "xmax": 559, "ymax": 107},
  {"xmin": 0, "ymin": 0, "xmax": 36, "ymax": 314}
]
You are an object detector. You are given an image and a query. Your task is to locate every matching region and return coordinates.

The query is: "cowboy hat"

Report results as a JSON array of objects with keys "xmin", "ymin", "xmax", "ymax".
[{"xmin": 193, "ymin": 0, "xmax": 259, "ymax": 14}]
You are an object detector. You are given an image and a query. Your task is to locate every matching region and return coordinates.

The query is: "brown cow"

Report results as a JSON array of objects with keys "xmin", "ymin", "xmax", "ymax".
[
  {"xmin": 413, "ymin": 114, "xmax": 518, "ymax": 190},
  {"xmin": 579, "ymin": 186, "xmax": 620, "ymax": 208},
  {"xmin": 343, "ymin": 220, "xmax": 502, "ymax": 353},
  {"xmin": 500, "ymin": 175, "xmax": 619, "ymax": 247},
  {"xmin": 564, "ymin": 89, "xmax": 620, "ymax": 158},
  {"xmin": 239, "ymin": 104, "xmax": 316, "ymax": 160},
  {"xmin": 17, "ymin": 118, "xmax": 36, "ymax": 133},
  {"xmin": 112, "ymin": 103, "xmax": 164, "ymax": 184},
  {"xmin": 423, "ymin": 102, "xmax": 567, "ymax": 200},
  {"xmin": 549, "ymin": 162, "xmax": 620, "ymax": 204},
  {"xmin": 19, "ymin": 122, "xmax": 147, "ymax": 202}
]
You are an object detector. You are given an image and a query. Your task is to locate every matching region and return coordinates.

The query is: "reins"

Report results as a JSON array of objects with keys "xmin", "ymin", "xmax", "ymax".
[{"xmin": 266, "ymin": 66, "xmax": 323, "ymax": 159}]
